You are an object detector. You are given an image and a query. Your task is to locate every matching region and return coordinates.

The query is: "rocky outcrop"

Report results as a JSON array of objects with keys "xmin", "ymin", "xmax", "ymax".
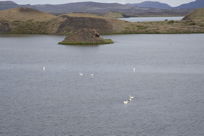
[
  {"xmin": 55, "ymin": 15, "xmax": 113, "ymax": 34},
  {"xmin": 0, "ymin": 21, "xmax": 10, "ymax": 33},
  {"xmin": 0, "ymin": 7, "xmax": 115, "ymax": 34},
  {"xmin": 59, "ymin": 28, "xmax": 113, "ymax": 45}
]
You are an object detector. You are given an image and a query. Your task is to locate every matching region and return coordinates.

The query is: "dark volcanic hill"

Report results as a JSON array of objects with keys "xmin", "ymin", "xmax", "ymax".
[
  {"xmin": 131, "ymin": 1, "xmax": 172, "ymax": 9},
  {"xmin": 177, "ymin": 0, "xmax": 204, "ymax": 9}
]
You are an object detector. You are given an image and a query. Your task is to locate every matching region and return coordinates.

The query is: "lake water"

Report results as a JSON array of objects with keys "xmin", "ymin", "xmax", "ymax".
[
  {"xmin": 0, "ymin": 34, "xmax": 204, "ymax": 136},
  {"xmin": 120, "ymin": 16, "xmax": 184, "ymax": 22}
]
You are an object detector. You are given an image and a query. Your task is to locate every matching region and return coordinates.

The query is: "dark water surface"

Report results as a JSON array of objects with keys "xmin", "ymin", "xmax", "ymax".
[{"xmin": 0, "ymin": 34, "xmax": 204, "ymax": 136}]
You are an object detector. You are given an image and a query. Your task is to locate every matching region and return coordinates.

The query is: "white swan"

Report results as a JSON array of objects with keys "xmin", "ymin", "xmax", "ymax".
[
  {"xmin": 90, "ymin": 74, "xmax": 94, "ymax": 77},
  {"xmin": 123, "ymin": 100, "xmax": 129, "ymax": 104},
  {"xmin": 43, "ymin": 66, "xmax": 46, "ymax": 71},
  {"xmin": 79, "ymin": 73, "xmax": 84, "ymax": 76},
  {"xmin": 129, "ymin": 96, "xmax": 135, "ymax": 99},
  {"xmin": 133, "ymin": 67, "xmax": 136, "ymax": 73},
  {"xmin": 129, "ymin": 96, "xmax": 135, "ymax": 101}
]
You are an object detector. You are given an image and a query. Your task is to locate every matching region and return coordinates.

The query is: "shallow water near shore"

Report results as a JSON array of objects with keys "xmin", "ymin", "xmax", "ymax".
[{"xmin": 0, "ymin": 34, "xmax": 204, "ymax": 136}]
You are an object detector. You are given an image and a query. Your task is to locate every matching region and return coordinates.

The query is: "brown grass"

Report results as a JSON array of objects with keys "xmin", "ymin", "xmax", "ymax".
[
  {"xmin": 64, "ymin": 13, "xmax": 104, "ymax": 19},
  {"xmin": 0, "ymin": 7, "xmax": 56, "ymax": 22}
]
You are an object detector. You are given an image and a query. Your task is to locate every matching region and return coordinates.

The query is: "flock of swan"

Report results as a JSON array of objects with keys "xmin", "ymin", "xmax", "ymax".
[
  {"xmin": 123, "ymin": 96, "xmax": 135, "ymax": 104},
  {"xmin": 43, "ymin": 66, "xmax": 136, "ymax": 104},
  {"xmin": 42, "ymin": 67, "xmax": 94, "ymax": 77},
  {"xmin": 79, "ymin": 73, "xmax": 94, "ymax": 78},
  {"xmin": 42, "ymin": 67, "xmax": 136, "ymax": 73}
]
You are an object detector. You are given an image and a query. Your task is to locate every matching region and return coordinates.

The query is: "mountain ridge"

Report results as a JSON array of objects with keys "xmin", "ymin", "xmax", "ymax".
[
  {"xmin": 0, "ymin": 1, "xmax": 192, "ymax": 16},
  {"xmin": 130, "ymin": 1, "xmax": 172, "ymax": 9},
  {"xmin": 177, "ymin": 0, "xmax": 204, "ymax": 9}
]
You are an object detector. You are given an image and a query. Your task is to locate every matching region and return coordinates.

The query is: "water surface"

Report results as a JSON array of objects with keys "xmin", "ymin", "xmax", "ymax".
[
  {"xmin": 120, "ymin": 16, "xmax": 184, "ymax": 22},
  {"xmin": 0, "ymin": 34, "xmax": 204, "ymax": 136}
]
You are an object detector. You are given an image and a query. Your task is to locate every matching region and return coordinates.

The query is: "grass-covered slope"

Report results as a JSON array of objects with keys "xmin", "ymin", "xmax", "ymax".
[
  {"xmin": 65, "ymin": 13, "xmax": 103, "ymax": 18},
  {"xmin": 0, "ymin": 7, "xmax": 56, "ymax": 22},
  {"xmin": 0, "ymin": 7, "xmax": 57, "ymax": 34},
  {"xmin": 103, "ymin": 12, "xmax": 124, "ymax": 18},
  {"xmin": 183, "ymin": 8, "xmax": 204, "ymax": 26}
]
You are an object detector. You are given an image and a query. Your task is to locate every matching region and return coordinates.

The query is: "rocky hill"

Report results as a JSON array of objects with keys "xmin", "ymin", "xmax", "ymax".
[
  {"xmin": 0, "ymin": 7, "xmax": 126, "ymax": 34},
  {"xmin": 183, "ymin": 8, "xmax": 204, "ymax": 26}
]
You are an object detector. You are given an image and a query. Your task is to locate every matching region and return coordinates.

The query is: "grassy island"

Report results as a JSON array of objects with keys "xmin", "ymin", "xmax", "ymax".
[
  {"xmin": 58, "ymin": 29, "xmax": 114, "ymax": 45},
  {"xmin": 59, "ymin": 39, "xmax": 113, "ymax": 45}
]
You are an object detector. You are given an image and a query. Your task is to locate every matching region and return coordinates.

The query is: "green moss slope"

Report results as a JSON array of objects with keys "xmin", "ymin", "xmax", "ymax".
[{"xmin": 59, "ymin": 39, "xmax": 114, "ymax": 45}]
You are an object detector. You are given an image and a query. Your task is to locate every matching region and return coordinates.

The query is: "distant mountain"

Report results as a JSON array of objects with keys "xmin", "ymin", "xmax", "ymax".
[
  {"xmin": 131, "ymin": 1, "xmax": 172, "ymax": 9},
  {"xmin": 0, "ymin": 1, "xmax": 18, "ymax": 10},
  {"xmin": 28, "ymin": 2, "xmax": 189, "ymax": 16},
  {"xmin": 177, "ymin": 0, "xmax": 204, "ymax": 9},
  {"xmin": 0, "ymin": 1, "xmax": 189, "ymax": 16},
  {"xmin": 27, "ymin": 2, "xmax": 129, "ymax": 14}
]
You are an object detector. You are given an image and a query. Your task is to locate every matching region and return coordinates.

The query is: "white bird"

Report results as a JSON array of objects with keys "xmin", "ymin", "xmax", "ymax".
[
  {"xmin": 133, "ymin": 67, "xmax": 136, "ymax": 73},
  {"xmin": 79, "ymin": 73, "xmax": 84, "ymax": 76},
  {"xmin": 43, "ymin": 66, "xmax": 46, "ymax": 71},
  {"xmin": 123, "ymin": 100, "xmax": 130, "ymax": 104},
  {"xmin": 129, "ymin": 96, "xmax": 135, "ymax": 101},
  {"xmin": 90, "ymin": 74, "xmax": 94, "ymax": 78},
  {"xmin": 129, "ymin": 96, "xmax": 135, "ymax": 99}
]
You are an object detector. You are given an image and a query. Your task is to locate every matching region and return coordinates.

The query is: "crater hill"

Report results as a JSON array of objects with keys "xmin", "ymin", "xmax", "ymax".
[{"xmin": 0, "ymin": 7, "xmax": 130, "ymax": 34}]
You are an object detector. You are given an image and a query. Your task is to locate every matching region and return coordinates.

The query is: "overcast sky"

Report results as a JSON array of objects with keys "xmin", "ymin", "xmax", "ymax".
[{"xmin": 0, "ymin": 0, "xmax": 195, "ymax": 6}]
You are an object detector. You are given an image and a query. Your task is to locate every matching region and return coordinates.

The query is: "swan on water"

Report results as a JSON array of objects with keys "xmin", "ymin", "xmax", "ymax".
[
  {"xmin": 123, "ymin": 96, "xmax": 135, "ymax": 104},
  {"xmin": 129, "ymin": 96, "xmax": 135, "ymax": 99},
  {"xmin": 43, "ymin": 66, "xmax": 46, "ymax": 71},
  {"xmin": 123, "ymin": 100, "xmax": 130, "ymax": 104},
  {"xmin": 129, "ymin": 96, "xmax": 135, "ymax": 101},
  {"xmin": 79, "ymin": 73, "xmax": 84, "ymax": 76},
  {"xmin": 133, "ymin": 67, "xmax": 136, "ymax": 73},
  {"xmin": 90, "ymin": 74, "xmax": 94, "ymax": 77}
]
